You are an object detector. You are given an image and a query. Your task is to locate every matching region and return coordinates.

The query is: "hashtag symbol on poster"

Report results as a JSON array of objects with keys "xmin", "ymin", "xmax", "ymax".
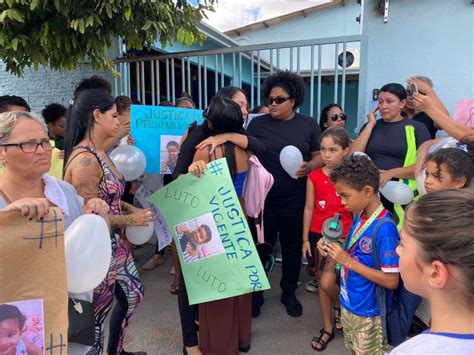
[
  {"xmin": 467, "ymin": 108, "xmax": 474, "ymax": 128},
  {"xmin": 209, "ymin": 161, "xmax": 224, "ymax": 176},
  {"xmin": 45, "ymin": 334, "xmax": 66, "ymax": 355},
  {"xmin": 23, "ymin": 209, "xmax": 62, "ymax": 249}
]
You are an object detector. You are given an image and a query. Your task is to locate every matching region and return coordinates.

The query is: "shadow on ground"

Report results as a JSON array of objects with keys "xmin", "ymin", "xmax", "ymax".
[{"xmin": 119, "ymin": 245, "xmax": 350, "ymax": 355}]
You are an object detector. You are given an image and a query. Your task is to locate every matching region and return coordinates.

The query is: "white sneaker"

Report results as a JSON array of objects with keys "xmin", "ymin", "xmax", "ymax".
[
  {"xmin": 142, "ymin": 255, "xmax": 164, "ymax": 270},
  {"xmin": 305, "ymin": 279, "xmax": 318, "ymax": 293}
]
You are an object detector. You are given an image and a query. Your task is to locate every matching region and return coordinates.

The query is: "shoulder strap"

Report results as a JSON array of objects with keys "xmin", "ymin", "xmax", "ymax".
[
  {"xmin": 372, "ymin": 216, "xmax": 397, "ymax": 343},
  {"xmin": 372, "ymin": 217, "xmax": 396, "ymax": 269}
]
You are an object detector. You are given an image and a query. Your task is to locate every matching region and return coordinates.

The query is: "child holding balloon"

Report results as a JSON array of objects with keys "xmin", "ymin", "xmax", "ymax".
[
  {"xmin": 302, "ymin": 127, "xmax": 353, "ymax": 352},
  {"xmin": 390, "ymin": 189, "xmax": 474, "ymax": 354}
]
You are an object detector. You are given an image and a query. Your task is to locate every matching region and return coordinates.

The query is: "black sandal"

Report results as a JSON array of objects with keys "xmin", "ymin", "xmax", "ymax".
[
  {"xmin": 333, "ymin": 306, "xmax": 343, "ymax": 331},
  {"xmin": 311, "ymin": 328, "xmax": 335, "ymax": 352}
]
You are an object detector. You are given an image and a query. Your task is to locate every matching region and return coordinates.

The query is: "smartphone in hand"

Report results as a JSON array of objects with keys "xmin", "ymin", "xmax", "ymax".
[{"xmin": 407, "ymin": 82, "xmax": 418, "ymax": 96}]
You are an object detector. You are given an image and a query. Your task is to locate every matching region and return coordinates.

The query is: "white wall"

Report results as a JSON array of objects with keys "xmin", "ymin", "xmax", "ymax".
[
  {"xmin": 361, "ymin": 0, "xmax": 474, "ymax": 127},
  {"xmin": 0, "ymin": 63, "xmax": 114, "ymax": 114}
]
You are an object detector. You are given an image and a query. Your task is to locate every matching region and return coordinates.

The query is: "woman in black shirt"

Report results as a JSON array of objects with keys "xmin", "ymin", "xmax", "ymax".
[{"xmin": 247, "ymin": 70, "xmax": 322, "ymax": 318}]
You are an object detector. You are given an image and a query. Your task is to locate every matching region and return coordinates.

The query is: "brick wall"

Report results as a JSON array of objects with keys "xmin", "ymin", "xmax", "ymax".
[{"xmin": 0, "ymin": 62, "xmax": 115, "ymax": 114}]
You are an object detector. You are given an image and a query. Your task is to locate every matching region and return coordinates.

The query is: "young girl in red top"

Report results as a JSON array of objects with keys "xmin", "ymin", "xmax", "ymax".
[{"xmin": 302, "ymin": 127, "xmax": 353, "ymax": 352}]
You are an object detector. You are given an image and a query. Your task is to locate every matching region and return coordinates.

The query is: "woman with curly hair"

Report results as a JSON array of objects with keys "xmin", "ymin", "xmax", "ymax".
[{"xmin": 247, "ymin": 70, "xmax": 322, "ymax": 318}]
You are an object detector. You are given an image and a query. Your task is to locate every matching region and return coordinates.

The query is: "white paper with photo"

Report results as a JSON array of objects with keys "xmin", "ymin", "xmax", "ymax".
[{"xmin": 135, "ymin": 184, "xmax": 173, "ymax": 251}]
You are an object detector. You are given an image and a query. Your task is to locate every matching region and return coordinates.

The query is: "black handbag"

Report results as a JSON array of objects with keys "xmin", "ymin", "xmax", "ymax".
[{"xmin": 68, "ymin": 298, "xmax": 95, "ymax": 346}]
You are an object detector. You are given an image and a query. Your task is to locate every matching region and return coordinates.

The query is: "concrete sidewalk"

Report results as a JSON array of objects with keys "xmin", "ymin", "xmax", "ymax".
[{"xmin": 121, "ymin": 245, "xmax": 350, "ymax": 355}]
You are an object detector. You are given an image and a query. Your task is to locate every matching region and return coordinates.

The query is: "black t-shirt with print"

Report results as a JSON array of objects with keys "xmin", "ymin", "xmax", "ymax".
[
  {"xmin": 361, "ymin": 117, "xmax": 431, "ymax": 170},
  {"xmin": 247, "ymin": 113, "xmax": 321, "ymax": 213}
]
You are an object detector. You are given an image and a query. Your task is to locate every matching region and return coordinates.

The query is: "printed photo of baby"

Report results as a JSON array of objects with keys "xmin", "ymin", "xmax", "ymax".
[
  {"xmin": 0, "ymin": 299, "xmax": 44, "ymax": 355},
  {"xmin": 175, "ymin": 213, "xmax": 225, "ymax": 263}
]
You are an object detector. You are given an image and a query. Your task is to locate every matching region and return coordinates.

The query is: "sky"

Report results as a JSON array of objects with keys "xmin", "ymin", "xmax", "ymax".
[{"xmin": 190, "ymin": 0, "xmax": 331, "ymax": 32}]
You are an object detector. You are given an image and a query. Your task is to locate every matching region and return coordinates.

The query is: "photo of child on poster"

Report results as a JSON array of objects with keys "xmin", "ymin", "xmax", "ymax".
[
  {"xmin": 160, "ymin": 135, "xmax": 181, "ymax": 174},
  {"xmin": 175, "ymin": 213, "xmax": 225, "ymax": 263},
  {"xmin": 0, "ymin": 299, "xmax": 44, "ymax": 355}
]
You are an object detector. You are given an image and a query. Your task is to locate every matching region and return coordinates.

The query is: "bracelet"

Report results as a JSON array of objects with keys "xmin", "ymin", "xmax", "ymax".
[{"xmin": 303, "ymin": 240, "xmax": 310, "ymax": 243}]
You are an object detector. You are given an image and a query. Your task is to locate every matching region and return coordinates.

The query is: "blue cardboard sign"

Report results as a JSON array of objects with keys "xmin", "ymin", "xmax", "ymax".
[{"xmin": 131, "ymin": 105, "xmax": 204, "ymax": 173}]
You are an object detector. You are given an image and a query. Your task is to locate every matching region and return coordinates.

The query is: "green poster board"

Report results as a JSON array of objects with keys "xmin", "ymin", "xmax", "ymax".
[{"xmin": 148, "ymin": 159, "xmax": 270, "ymax": 305}]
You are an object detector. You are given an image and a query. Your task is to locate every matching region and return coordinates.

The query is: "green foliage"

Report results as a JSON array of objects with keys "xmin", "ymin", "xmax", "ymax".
[{"xmin": 0, "ymin": 0, "xmax": 216, "ymax": 76}]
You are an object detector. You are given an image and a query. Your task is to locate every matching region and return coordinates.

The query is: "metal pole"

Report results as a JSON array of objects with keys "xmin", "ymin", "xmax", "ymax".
[
  {"xmin": 220, "ymin": 54, "xmax": 224, "ymax": 88},
  {"xmin": 257, "ymin": 50, "xmax": 261, "ymax": 106},
  {"xmin": 198, "ymin": 56, "xmax": 202, "ymax": 110},
  {"xmin": 214, "ymin": 54, "xmax": 218, "ymax": 93},
  {"xmin": 239, "ymin": 53, "xmax": 242, "ymax": 87},
  {"xmin": 127, "ymin": 62, "xmax": 131, "ymax": 97},
  {"xmin": 204, "ymin": 56, "xmax": 208, "ymax": 107},
  {"xmin": 166, "ymin": 59, "xmax": 170, "ymax": 101},
  {"xmin": 310, "ymin": 45, "xmax": 315, "ymax": 118},
  {"xmin": 232, "ymin": 52, "xmax": 236, "ymax": 86},
  {"xmin": 250, "ymin": 51, "xmax": 254, "ymax": 109},
  {"xmin": 181, "ymin": 58, "xmax": 185, "ymax": 97},
  {"xmin": 334, "ymin": 43, "xmax": 339, "ymax": 104},
  {"xmin": 341, "ymin": 42, "xmax": 347, "ymax": 111},
  {"xmin": 135, "ymin": 62, "xmax": 140, "ymax": 102},
  {"xmin": 317, "ymin": 45, "xmax": 322, "ymax": 118},
  {"xmin": 187, "ymin": 58, "xmax": 191, "ymax": 95},
  {"xmin": 290, "ymin": 47, "xmax": 293, "ymax": 71},
  {"xmin": 114, "ymin": 64, "xmax": 118, "ymax": 97},
  {"xmin": 151, "ymin": 60, "xmax": 155, "ymax": 105},
  {"xmin": 297, "ymin": 46, "xmax": 301, "ymax": 75},
  {"xmin": 277, "ymin": 48, "xmax": 280, "ymax": 69},
  {"xmin": 156, "ymin": 60, "xmax": 160, "ymax": 103},
  {"xmin": 270, "ymin": 49, "xmax": 274, "ymax": 75},
  {"xmin": 140, "ymin": 61, "xmax": 145, "ymax": 104},
  {"xmin": 171, "ymin": 58, "xmax": 176, "ymax": 104}
]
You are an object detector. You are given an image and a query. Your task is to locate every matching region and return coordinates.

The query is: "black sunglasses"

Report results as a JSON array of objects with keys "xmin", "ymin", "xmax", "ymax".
[
  {"xmin": 328, "ymin": 113, "xmax": 347, "ymax": 122},
  {"xmin": 266, "ymin": 96, "xmax": 292, "ymax": 105}
]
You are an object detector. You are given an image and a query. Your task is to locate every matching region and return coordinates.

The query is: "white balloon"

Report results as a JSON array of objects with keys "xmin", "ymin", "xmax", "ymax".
[
  {"xmin": 380, "ymin": 181, "xmax": 415, "ymax": 205},
  {"xmin": 109, "ymin": 145, "xmax": 147, "ymax": 181},
  {"xmin": 65, "ymin": 214, "xmax": 112, "ymax": 293},
  {"xmin": 416, "ymin": 170, "xmax": 427, "ymax": 197},
  {"xmin": 428, "ymin": 137, "xmax": 458, "ymax": 154},
  {"xmin": 126, "ymin": 222, "xmax": 154, "ymax": 245},
  {"xmin": 352, "ymin": 151, "xmax": 371, "ymax": 160},
  {"xmin": 279, "ymin": 145, "xmax": 303, "ymax": 179}
]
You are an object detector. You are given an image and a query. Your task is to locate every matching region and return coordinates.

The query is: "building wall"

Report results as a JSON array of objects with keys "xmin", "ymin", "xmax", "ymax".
[
  {"xmin": 231, "ymin": 1, "xmax": 361, "ymax": 45},
  {"xmin": 361, "ymin": 0, "xmax": 474, "ymax": 128},
  {"xmin": 0, "ymin": 62, "xmax": 115, "ymax": 114}
]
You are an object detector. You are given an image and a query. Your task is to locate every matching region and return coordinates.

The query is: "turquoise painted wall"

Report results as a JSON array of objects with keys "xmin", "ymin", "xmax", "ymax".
[{"xmin": 361, "ymin": 0, "xmax": 474, "ymax": 129}]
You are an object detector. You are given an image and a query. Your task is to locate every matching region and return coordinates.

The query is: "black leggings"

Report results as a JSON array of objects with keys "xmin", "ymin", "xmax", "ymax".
[
  {"xmin": 263, "ymin": 209, "xmax": 304, "ymax": 295},
  {"xmin": 178, "ymin": 270, "xmax": 199, "ymax": 347},
  {"xmin": 107, "ymin": 283, "xmax": 129, "ymax": 353}
]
